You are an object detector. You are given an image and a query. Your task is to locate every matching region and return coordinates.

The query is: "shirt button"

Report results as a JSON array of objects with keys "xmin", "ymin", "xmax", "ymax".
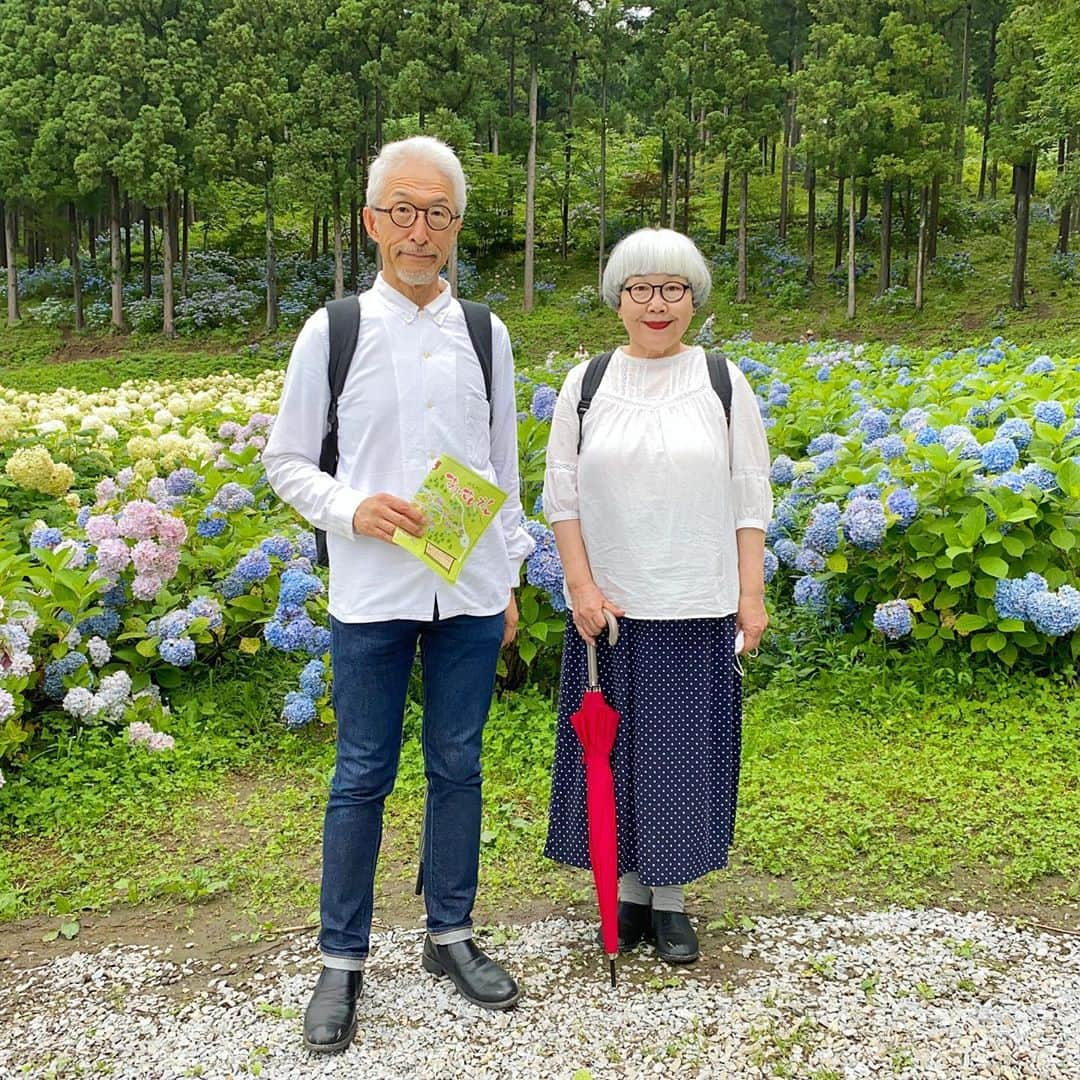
[
  {"xmin": 426, "ymin": 401, "xmax": 434, "ymax": 409},
  {"xmin": 422, "ymin": 351, "xmax": 432, "ymax": 359}
]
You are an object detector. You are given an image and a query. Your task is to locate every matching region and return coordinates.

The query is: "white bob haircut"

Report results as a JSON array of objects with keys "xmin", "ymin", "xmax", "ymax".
[
  {"xmin": 366, "ymin": 136, "xmax": 468, "ymax": 217},
  {"xmin": 601, "ymin": 228, "xmax": 712, "ymax": 310}
]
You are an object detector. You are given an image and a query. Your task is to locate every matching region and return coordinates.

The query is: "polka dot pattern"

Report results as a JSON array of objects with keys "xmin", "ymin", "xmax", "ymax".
[{"xmin": 544, "ymin": 614, "xmax": 742, "ymax": 888}]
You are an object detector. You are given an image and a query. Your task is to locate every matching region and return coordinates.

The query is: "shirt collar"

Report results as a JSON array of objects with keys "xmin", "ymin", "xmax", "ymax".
[{"xmin": 373, "ymin": 272, "xmax": 453, "ymax": 325}]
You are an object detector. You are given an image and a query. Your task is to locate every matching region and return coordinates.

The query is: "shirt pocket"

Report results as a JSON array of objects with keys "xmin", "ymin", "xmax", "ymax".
[{"xmin": 465, "ymin": 394, "xmax": 490, "ymax": 468}]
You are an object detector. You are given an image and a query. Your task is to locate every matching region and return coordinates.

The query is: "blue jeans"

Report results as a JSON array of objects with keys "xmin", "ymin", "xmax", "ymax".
[{"xmin": 319, "ymin": 610, "xmax": 504, "ymax": 964}]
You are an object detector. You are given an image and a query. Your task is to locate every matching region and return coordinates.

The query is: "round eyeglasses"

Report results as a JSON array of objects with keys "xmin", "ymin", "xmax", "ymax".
[
  {"xmin": 370, "ymin": 202, "xmax": 460, "ymax": 231},
  {"xmin": 622, "ymin": 281, "xmax": 691, "ymax": 304}
]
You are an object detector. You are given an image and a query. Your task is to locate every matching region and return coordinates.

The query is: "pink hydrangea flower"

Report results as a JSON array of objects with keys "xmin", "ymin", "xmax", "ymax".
[
  {"xmin": 155, "ymin": 549, "xmax": 181, "ymax": 580},
  {"xmin": 95, "ymin": 538, "xmax": 132, "ymax": 576},
  {"xmin": 95, "ymin": 478, "xmax": 119, "ymax": 505},
  {"xmin": 156, "ymin": 515, "xmax": 188, "ymax": 548},
  {"xmin": 132, "ymin": 574, "xmax": 163, "ymax": 601},
  {"xmin": 131, "ymin": 539, "xmax": 162, "ymax": 575},
  {"xmin": 248, "ymin": 435, "xmax": 266, "ymax": 450},
  {"xmin": 218, "ymin": 421, "xmax": 241, "ymax": 439},
  {"xmin": 146, "ymin": 731, "xmax": 175, "ymax": 752},
  {"xmin": 117, "ymin": 500, "xmax": 161, "ymax": 541},
  {"xmin": 85, "ymin": 515, "xmax": 119, "ymax": 543}
]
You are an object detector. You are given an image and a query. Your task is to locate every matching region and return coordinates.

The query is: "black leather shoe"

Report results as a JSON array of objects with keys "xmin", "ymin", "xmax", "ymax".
[
  {"xmin": 596, "ymin": 900, "xmax": 653, "ymax": 952},
  {"xmin": 652, "ymin": 910, "xmax": 699, "ymax": 964},
  {"xmin": 422, "ymin": 936, "xmax": 521, "ymax": 1010},
  {"xmin": 302, "ymin": 966, "xmax": 362, "ymax": 1053}
]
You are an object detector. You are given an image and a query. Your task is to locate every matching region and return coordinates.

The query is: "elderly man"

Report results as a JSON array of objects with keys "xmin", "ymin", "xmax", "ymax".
[{"xmin": 263, "ymin": 136, "xmax": 533, "ymax": 1053}]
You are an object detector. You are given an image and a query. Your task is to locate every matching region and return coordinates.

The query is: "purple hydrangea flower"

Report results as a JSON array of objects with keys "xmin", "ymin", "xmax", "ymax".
[
  {"xmin": 165, "ymin": 468, "xmax": 199, "ymax": 496},
  {"xmin": 212, "ymin": 483, "xmax": 255, "ymax": 512}
]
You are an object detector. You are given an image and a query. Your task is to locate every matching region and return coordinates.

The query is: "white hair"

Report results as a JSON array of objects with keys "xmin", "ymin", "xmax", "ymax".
[
  {"xmin": 601, "ymin": 228, "xmax": 712, "ymax": 309},
  {"xmin": 366, "ymin": 136, "xmax": 468, "ymax": 216}
]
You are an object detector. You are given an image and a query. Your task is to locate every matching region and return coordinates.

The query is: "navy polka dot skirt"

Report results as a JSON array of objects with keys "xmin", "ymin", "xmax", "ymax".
[{"xmin": 544, "ymin": 614, "xmax": 742, "ymax": 888}]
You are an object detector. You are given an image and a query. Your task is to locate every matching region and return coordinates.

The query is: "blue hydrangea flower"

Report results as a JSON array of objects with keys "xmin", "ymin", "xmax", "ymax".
[
  {"xmin": 993, "ymin": 573, "xmax": 1048, "ymax": 621},
  {"xmin": 299, "ymin": 659, "xmax": 327, "ymax": 698},
  {"xmin": 296, "ymin": 532, "xmax": 318, "ymax": 561},
  {"xmin": 966, "ymin": 403, "xmax": 995, "ymax": 428},
  {"xmin": 165, "ymin": 468, "xmax": 199, "ymax": 496},
  {"xmin": 869, "ymin": 434, "xmax": 906, "ymax": 462},
  {"xmin": 102, "ymin": 582, "xmax": 127, "ymax": 609},
  {"xmin": 996, "ymin": 418, "xmax": 1033, "ymax": 450},
  {"xmin": 1024, "ymin": 355, "xmax": 1054, "ymax": 375},
  {"xmin": 158, "ymin": 636, "xmax": 196, "ymax": 666},
  {"xmin": 260, "ymin": 536, "xmax": 295, "ymax": 561},
  {"xmin": 1019, "ymin": 464, "xmax": 1057, "ymax": 492},
  {"xmin": 795, "ymin": 547, "xmax": 826, "ymax": 574},
  {"xmin": 980, "ymin": 438, "xmax": 1020, "ymax": 474},
  {"xmin": 186, "ymin": 596, "xmax": 224, "ymax": 630},
  {"xmin": 76, "ymin": 507, "xmax": 92, "ymax": 528},
  {"xmin": 1027, "ymin": 586, "xmax": 1080, "ymax": 636},
  {"xmin": 763, "ymin": 548, "xmax": 779, "ymax": 584},
  {"xmin": 793, "ymin": 576, "xmax": 828, "ymax": 613},
  {"xmin": 157, "ymin": 610, "xmax": 193, "ymax": 640},
  {"xmin": 1034, "ymin": 400, "xmax": 1067, "ymax": 428},
  {"xmin": 842, "ymin": 496, "xmax": 887, "ymax": 550},
  {"xmin": 197, "ymin": 513, "xmax": 227, "ymax": 539},
  {"xmin": 886, "ymin": 488, "xmax": 918, "ymax": 528},
  {"xmin": 530, "ymin": 385, "xmax": 557, "ymax": 422},
  {"xmin": 770, "ymin": 456, "xmax": 796, "ymax": 484},
  {"xmin": 43, "ymin": 651, "xmax": 89, "ymax": 700},
  {"xmin": 212, "ymin": 482, "xmax": 255, "ymax": 512},
  {"xmin": 279, "ymin": 568, "xmax": 325, "ymax": 608},
  {"xmin": 807, "ymin": 432, "xmax": 843, "ymax": 456},
  {"xmin": 30, "ymin": 527, "xmax": 64, "ymax": 550},
  {"xmin": 77, "ymin": 609, "xmax": 121, "ymax": 640},
  {"xmin": 523, "ymin": 520, "xmax": 565, "ymax": 604},
  {"xmin": 811, "ymin": 450, "xmax": 839, "ymax": 474},
  {"xmin": 282, "ymin": 691, "xmax": 317, "ymax": 729},
  {"xmin": 219, "ymin": 574, "xmax": 246, "ymax": 599},
  {"xmin": 900, "ymin": 408, "xmax": 930, "ymax": 432},
  {"xmin": 915, "ymin": 427, "xmax": 940, "ymax": 446},
  {"xmin": 991, "ymin": 471, "xmax": 1027, "ymax": 493},
  {"xmin": 774, "ymin": 538, "xmax": 799, "ymax": 566},
  {"xmin": 873, "ymin": 599, "xmax": 913, "ymax": 639},
  {"xmin": 846, "ymin": 484, "xmax": 881, "ymax": 503},
  {"xmin": 234, "ymin": 550, "xmax": 272, "ymax": 584},
  {"xmin": 265, "ymin": 611, "xmax": 319, "ymax": 652},
  {"xmin": 533, "ymin": 494, "xmax": 544, "ymax": 516},
  {"xmin": 858, "ymin": 408, "xmax": 890, "ymax": 441},
  {"xmin": 816, "ymin": 367, "xmax": 830, "ymax": 382},
  {"xmin": 803, "ymin": 503, "xmax": 841, "ymax": 554}
]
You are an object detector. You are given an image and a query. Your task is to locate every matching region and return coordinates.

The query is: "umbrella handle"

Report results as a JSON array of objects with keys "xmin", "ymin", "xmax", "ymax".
[{"xmin": 585, "ymin": 610, "xmax": 620, "ymax": 690}]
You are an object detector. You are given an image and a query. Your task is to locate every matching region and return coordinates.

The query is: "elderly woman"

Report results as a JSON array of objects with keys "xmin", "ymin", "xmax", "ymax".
[{"xmin": 542, "ymin": 228, "xmax": 773, "ymax": 963}]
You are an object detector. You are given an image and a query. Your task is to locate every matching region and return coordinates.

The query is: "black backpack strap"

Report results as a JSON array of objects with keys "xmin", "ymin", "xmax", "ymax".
[
  {"xmin": 706, "ymin": 350, "xmax": 733, "ymax": 427},
  {"xmin": 459, "ymin": 299, "xmax": 494, "ymax": 424},
  {"xmin": 315, "ymin": 296, "xmax": 362, "ymax": 567},
  {"xmin": 576, "ymin": 351, "xmax": 613, "ymax": 453}
]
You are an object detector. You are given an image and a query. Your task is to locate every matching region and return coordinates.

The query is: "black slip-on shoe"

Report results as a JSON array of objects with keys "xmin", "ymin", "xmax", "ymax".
[
  {"xmin": 652, "ymin": 910, "xmax": 700, "ymax": 964},
  {"xmin": 422, "ymin": 935, "xmax": 521, "ymax": 1010},
  {"xmin": 595, "ymin": 900, "xmax": 653, "ymax": 952},
  {"xmin": 302, "ymin": 966, "xmax": 362, "ymax": 1053}
]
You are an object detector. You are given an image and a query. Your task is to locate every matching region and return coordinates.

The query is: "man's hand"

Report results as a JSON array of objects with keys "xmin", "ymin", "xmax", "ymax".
[
  {"xmin": 736, "ymin": 592, "xmax": 768, "ymax": 653},
  {"xmin": 569, "ymin": 582, "xmax": 625, "ymax": 646},
  {"xmin": 502, "ymin": 592, "xmax": 519, "ymax": 647},
  {"xmin": 352, "ymin": 493, "xmax": 426, "ymax": 543}
]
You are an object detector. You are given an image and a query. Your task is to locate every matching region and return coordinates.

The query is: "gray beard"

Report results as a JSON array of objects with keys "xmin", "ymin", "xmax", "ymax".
[{"xmin": 396, "ymin": 265, "xmax": 439, "ymax": 286}]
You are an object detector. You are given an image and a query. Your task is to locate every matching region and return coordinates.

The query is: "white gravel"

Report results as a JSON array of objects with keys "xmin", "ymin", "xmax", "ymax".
[{"xmin": 2, "ymin": 907, "xmax": 1079, "ymax": 1079}]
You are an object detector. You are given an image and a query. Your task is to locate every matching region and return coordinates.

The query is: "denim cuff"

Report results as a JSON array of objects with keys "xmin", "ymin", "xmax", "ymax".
[
  {"xmin": 428, "ymin": 927, "xmax": 473, "ymax": 946},
  {"xmin": 321, "ymin": 951, "xmax": 365, "ymax": 971}
]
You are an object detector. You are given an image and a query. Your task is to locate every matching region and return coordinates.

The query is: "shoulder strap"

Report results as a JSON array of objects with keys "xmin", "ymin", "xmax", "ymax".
[
  {"xmin": 315, "ymin": 296, "xmax": 362, "ymax": 567},
  {"xmin": 459, "ymin": 299, "xmax": 494, "ymax": 424},
  {"xmin": 576, "ymin": 351, "xmax": 614, "ymax": 453},
  {"xmin": 706, "ymin": 350, "xmax": 733, "ymax": 427}
]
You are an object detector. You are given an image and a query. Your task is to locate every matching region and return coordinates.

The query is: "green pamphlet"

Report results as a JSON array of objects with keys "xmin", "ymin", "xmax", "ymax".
[{"xmin": 392, "ymin": 454, "xmax": 508, "ymax": 584}]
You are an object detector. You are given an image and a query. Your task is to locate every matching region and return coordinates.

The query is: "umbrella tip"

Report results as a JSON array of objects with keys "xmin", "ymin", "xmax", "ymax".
[{"xmin": 608, "ymin": 956, "xmax": 617, "ymax": 987}]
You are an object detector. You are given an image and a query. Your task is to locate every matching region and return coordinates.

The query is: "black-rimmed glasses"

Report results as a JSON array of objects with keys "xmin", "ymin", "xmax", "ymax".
[
  {"xmin": 622, "ymin": 281, "xmax": 691, "ymax": 304},
  {"xmin": 370, "ymin": 202, "xmax": 461, "ymax": 231}
]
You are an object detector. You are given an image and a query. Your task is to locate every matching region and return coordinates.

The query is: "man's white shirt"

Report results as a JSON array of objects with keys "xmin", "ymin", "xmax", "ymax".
[{"xmin": 263, "ymin": 273, "xmax": 534, "ymax": 623}]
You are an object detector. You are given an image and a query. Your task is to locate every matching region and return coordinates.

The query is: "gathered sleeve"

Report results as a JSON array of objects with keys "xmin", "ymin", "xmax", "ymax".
[
  {"xmin": 542, "ymin": 362, "xmax": 589, "ymax": 524},
  {"xmin": 726, "ymin": 362, "xmax": 774, "ymax": 531}
]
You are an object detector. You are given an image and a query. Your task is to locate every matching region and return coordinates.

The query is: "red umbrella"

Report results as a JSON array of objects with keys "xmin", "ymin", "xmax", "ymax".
[{"xmin": 570, "ymin": 609, "xmax": 621, "ymax": 987}]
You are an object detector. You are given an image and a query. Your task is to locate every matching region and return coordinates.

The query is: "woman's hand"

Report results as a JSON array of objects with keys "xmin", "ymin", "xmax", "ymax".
[
  {"xmin": 736, "ymin": 592, "xmax": 768, "ymax": 653},
  {"xmin": 502, "ymin": 592, "xmax": 519, "ymax": 647},
  {"xmin": 569, "ymin": 582, "xmax": 625, "ymax": 646}
]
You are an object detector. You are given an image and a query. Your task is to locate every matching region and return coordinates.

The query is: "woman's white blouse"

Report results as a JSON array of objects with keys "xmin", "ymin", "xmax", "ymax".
[{"xmin": 543, "ymin": 346, "xmax": 773, "ymax": 620}]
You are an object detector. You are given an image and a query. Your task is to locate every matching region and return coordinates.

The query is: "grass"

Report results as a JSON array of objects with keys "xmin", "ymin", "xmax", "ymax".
[{"xmin": 3, "ymin": 652, "xmax": 1078, "ymax": 925}]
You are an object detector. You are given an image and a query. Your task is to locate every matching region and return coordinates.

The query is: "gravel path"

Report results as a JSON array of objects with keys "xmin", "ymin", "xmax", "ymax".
[{"xmin": 2, "ymin": 907, "xmax": 1078, "ymax": 1079}]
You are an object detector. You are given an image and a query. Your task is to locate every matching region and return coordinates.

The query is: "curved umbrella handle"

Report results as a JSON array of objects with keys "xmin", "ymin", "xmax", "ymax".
[{"xmin": 586, "ymin": 609, "xmax": 621, "ymax": 690}]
